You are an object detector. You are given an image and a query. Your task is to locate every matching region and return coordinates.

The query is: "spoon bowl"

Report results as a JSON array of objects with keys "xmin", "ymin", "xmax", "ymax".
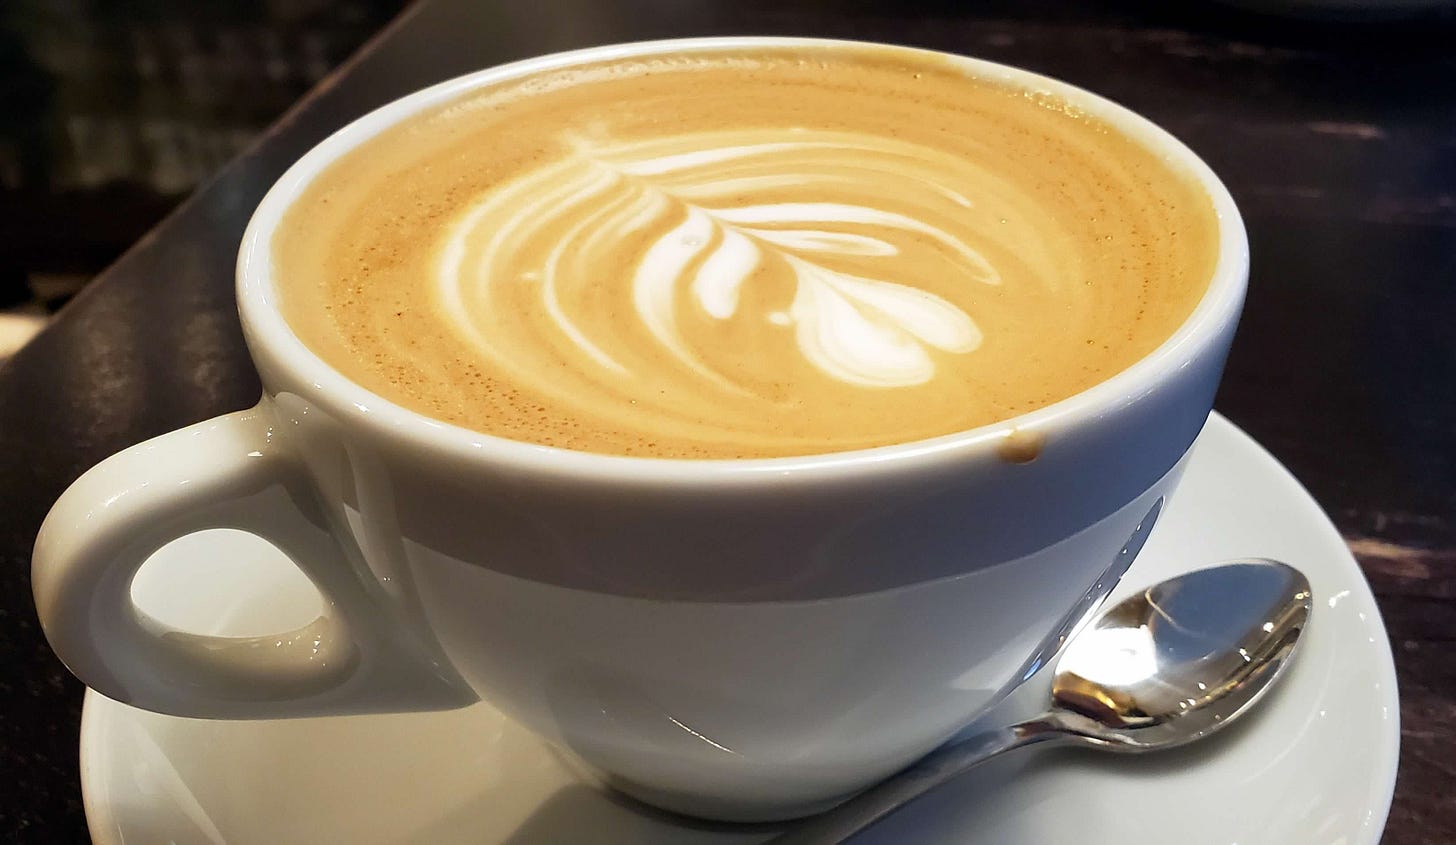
[{"xmin": 1050, "ymin": 561, "xmax": 1311, "ymax": 751}]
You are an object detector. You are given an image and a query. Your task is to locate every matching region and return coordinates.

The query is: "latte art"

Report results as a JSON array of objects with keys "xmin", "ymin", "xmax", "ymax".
[
  {"xmin": 438, "ymin": 130, "xmax": 1012, "ymax": 398},
  {"xmin": 275, "ymin": 47, "xmax": 1218, "ymax": 458}
]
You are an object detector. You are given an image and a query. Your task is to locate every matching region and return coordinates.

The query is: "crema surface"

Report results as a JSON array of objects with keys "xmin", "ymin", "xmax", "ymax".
[{"xmin": 275, "ymin": 46, "xmax": 1219, "ymax": 458}]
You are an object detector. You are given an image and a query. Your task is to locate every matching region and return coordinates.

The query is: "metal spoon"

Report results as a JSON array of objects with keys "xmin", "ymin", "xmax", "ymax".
[{"xmin": 772, "ymin": 559, "xmax": 1313, "ymax": 844}]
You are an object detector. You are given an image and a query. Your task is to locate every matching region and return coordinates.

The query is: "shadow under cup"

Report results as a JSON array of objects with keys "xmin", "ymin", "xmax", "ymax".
[{"xmin": 35, "ymin": 38, "xmax": 1248, "ymax": 824}]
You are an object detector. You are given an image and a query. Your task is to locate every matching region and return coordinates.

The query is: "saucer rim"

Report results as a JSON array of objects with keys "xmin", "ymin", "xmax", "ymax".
[{"xmin": 76, "ymin": 411, "xmax": 1401, "ymax": 845}]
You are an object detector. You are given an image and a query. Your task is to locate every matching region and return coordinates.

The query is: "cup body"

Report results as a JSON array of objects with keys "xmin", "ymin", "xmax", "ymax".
[
  {"xmin": 236, "ymin": 37, "xmax": 1246, "ymax": 820},
  {"xmin": 40, "ymin": 37, "xmax": 1248, "ymax": 823}
]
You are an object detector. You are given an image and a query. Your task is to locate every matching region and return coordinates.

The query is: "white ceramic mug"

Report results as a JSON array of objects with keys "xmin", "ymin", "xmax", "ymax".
[{"xmin": 33, "ymin": 38, "xmax": 1247, "ymax": 822}]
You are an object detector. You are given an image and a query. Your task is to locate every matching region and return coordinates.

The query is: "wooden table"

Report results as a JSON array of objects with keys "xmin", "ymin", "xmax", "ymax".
[{"xmin": 2, "ymin": 1, "xmax": 1451, "ymax": 840}]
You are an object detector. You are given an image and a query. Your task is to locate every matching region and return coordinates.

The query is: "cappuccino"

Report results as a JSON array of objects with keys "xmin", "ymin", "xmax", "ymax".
[{"xmin": 275, "ymin": 45, "xmax": 1217, "ymax": 458}]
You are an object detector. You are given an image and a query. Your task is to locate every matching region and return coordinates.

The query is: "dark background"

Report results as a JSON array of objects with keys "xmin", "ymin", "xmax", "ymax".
[
  {"xmin": 2, "ymin": 0, "xmax": 1454, "ymax": 841},
  {"xmin": 0, "ymin": 0, "xmax": 406, "ymax": 312}
]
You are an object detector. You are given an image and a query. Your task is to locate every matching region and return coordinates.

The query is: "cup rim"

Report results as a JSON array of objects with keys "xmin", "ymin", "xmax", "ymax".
[{"xmin": 237, "ymin": 36, "xmax": 1249, "ymax": 484}]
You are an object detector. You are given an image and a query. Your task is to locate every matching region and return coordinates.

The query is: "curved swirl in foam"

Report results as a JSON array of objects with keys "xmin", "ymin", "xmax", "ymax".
[{"xmin": 437, "ymin": 130, "xmax": 1005, "ymax": 395}]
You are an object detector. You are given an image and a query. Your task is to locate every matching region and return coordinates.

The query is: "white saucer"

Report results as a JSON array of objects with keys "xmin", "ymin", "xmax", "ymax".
[{"xmin": 80, "ymin": 413, "xmax": 1399, "ymax": 845}]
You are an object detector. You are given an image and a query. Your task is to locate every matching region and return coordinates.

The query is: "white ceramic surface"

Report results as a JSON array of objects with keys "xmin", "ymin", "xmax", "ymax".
[
  {"xmin": 34, "ymin": 38, "xmax": 1249, "ymax": 821},
  {"xmin": 81, "ymin": 414, "xmax": 1399, "ymax": 845}
]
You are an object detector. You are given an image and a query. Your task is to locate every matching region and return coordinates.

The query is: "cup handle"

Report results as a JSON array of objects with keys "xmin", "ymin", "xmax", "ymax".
[{"xmin": 32, "ymin": 405, "xmax": 477, "ymax": 719}]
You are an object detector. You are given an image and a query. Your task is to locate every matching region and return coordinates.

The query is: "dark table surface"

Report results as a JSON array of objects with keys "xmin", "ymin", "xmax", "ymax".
[{"xmin": 3, "ymin": 0, "xmax": 1453, "ymax": 841}]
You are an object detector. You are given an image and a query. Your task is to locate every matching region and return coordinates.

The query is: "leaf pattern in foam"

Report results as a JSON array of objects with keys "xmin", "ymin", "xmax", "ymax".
[
  {"xmin": 712, "ymin": 201, "xmax": 999, "ymax": 285},
  {"xmin": 442, "ymin": 133, "xmax": 1003, "ymax": 391},
  {"xmin": 625, "ymin": 180, "xmax": 990, "ymax": 387},
  {"xmin": 786, "ymin": 256, "xmax": 981, "ymax": 387}
]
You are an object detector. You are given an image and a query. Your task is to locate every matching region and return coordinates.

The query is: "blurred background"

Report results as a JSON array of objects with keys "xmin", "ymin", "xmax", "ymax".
[{"xmin": 0, "ymin": 0, "xmax": 406, "ymax": 358}]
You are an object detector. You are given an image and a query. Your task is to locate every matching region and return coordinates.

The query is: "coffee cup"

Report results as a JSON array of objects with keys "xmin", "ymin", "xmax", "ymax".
[{"xmin": 33, "ymin": 37, "xmax": 1246, "ymax": 822}]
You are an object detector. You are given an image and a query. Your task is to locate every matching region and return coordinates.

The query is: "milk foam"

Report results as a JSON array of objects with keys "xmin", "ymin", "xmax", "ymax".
[
  {"xmin": 274, "ymin": 47, "xmax": 1218, "ymax": 458},
  {"xmin": 437, "ymin": 132, "xmax": 998, "ymax": 391}
]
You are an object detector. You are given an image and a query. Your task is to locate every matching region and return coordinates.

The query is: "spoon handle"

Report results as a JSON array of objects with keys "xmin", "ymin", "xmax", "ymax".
[{"xmin": 767, "ymin": 720, "xmax": 1059, "ymax": 844}]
